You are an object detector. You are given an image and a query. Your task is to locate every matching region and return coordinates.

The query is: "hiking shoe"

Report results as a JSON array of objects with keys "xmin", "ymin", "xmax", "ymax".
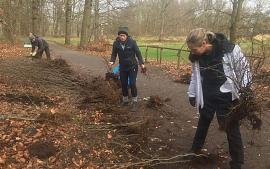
[{"xmin": 121, "ymin": 96, "xmax": 129, "ymax": 106}]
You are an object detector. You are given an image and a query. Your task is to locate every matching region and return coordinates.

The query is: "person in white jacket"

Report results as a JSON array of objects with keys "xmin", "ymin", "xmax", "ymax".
[{"xmin": 186, "ymin": 28, "xmax": 251, "ymax": 169}]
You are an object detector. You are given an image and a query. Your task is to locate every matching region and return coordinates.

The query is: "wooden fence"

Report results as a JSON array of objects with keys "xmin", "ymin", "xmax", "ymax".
[
  {"xmin": 139, "ymin": 45, "xmax": 190, "ymax": 69},
  {"xmin": 106, "ymin": 44, "xmax": 190, "ymax": 69}
]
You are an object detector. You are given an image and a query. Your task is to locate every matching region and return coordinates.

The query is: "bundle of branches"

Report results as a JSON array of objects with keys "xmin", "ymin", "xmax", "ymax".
[
  {"xmin": 103, "ymin": 57, "xmax": 121, "ymax": 88},
  {"xmin": 224, "ymin": 52, "xmax": 267, "ymax": 130},
  {"xmin": 254, "ymin": 68, "xmax": 270, "ymax": 85},
  {"xmin": 227, "ymin": 87, "xmax": 262, "ymax": 130}
]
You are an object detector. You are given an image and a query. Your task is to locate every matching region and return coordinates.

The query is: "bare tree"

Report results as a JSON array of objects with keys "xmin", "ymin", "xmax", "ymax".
[
  {"xmin": 0, "ymin": 0, "xmax": 269, "ymax": 43},
  {"xmin": 80, "ymin": 0, "xmax": 93, "ymax": 48},
  {"xmin": 93, "ymin": 0, "xmax": 100, "ymax": 41},
  {"xmin": 32, "ymin": 0, "xmax": 40, "ymax": 34},
  {"xmin": 158, "ymin": 0, "xmax": 171, "ymax": 41},
  {"xmin": 230, "ymin": 0, "xmax": 245, "ymax": 42},
  {"xmin": 65, "ymin": 0, "xmax": 72, "ymax": 45}
]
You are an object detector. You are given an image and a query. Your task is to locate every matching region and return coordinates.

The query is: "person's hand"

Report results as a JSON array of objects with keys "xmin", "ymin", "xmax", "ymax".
[
  {"xmin": 140, "ymin": 64, "xmax": 147, "ymax": 74},
  {"xmin": 29, "ymin": 52, "xmax": 33, "ymax": 56},
  {"xmin": 32, "ymin": 52, "xmax": 37, "ymax": 56},
  {"xmin": 189, "ymin": 97, "xmax": 196, "ymax": 107},
  {"xmin": 108, "ymin": 62, "xmax": 114, "ymax": 70}
]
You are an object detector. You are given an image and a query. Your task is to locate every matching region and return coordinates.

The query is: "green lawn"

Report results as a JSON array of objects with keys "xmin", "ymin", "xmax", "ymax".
[
  {"xmin": 237, "ymin": 40, "xmax": 270, "ymax": 55},
  {"xmin": 136, "ymin": 40, "xmax": 190, "ymax": 62},
  {"xmin": 46, "ymin": 37, "xmax": 80, "ymax": 46}
]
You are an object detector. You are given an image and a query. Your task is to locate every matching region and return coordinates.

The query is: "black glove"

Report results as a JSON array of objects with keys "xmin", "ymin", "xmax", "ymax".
[{"xmin": 189, "ymin": 97, "xmax": 196, "ymax": 107}]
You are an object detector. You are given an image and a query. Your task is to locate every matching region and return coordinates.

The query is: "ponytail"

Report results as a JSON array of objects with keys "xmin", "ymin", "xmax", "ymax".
[{"xmin": 206, "ymin": 31, "xmax": 215, "ymax": 43}]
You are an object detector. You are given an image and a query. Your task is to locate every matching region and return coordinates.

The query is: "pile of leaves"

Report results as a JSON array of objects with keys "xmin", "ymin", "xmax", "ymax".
[
  {"xmin": 0, "ymin": 43, "xmax": 28, "ymax": 58},
  {"xmin": 86, "ymin": 40, "xmax": 110, "ymax": 52},
  {"xmin": 148, "ymin": 60, "xmax": 192, "ymax": 84},
  {"xmin": 80, "ymin": 40, "xmax": 112, "ymax": 57}
]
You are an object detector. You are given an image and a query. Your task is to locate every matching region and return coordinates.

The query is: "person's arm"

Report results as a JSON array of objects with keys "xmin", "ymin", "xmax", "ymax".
[
  {"xmin": 110, "ymin": 41, "xmax": 118, "ymax": 64},
  {"xmin": 133, "ymin": 40, "xmax": 144, "ymax": 65},
  {"xmin": 30, "ymin": 39, "xmax": 39, "ymax": 56},
  {"xmin": 30, "ymin": 40, "xmax": 36, "ymax": 53},
  {"xmin": 188, "ymin": 63, "xmax": 196, "ymax": 107}
]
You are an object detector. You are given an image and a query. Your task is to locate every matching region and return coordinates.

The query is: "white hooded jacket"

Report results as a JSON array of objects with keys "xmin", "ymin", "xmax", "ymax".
[{"xmin": 188, "ymin": 44, "xmax": 252, "ymax": 110}]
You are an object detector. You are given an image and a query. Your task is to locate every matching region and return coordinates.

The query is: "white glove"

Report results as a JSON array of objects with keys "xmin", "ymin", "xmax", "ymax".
[
  {"xmin": 108, "ymin": 62, "xmax": 114, "ymax": 70},
  {"xmin": 32, "ymin": 52, "xmax": 37, "ymax": 56},
  {"xmin": 29, "ymin": 52, "xmax": 33, "ymax": 56}
]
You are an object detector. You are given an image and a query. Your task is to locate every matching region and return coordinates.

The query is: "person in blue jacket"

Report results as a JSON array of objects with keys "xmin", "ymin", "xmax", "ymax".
[{"xmin": 109, "ymin": 26, "xmax": 145, "ymax": 111}]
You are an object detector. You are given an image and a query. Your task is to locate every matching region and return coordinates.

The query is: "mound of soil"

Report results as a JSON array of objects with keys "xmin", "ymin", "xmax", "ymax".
[{"xmin": 28, "ymin": 141, "xmax": 58, "ymax": 159}]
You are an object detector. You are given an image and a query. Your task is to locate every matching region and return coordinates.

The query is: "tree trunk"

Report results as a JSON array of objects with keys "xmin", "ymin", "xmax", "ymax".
[
  {"xmin": 158, "ymin": 12, "xmax": 165, "ymax": 42},
  {"xmin": 53, "ymin": 0, "xmax": 64, "ymax": 37},
  {"xmin": 65, "ymin": 0, "xmax": 72, "ymax": 45},
  {"xmin": 80, "ymin": 0, "xmax": 92, "ymax": 48},
  {"xmin": 158, "ymin": 1, "xmax": 170, "ymax": 42},
  {"xmin": 31, "ymin": 0, "xmax": 39, "ymax": 34},
  {"xmin": 229, "ymin": 0, "xmax": 245, "ymax": 42},
  {"xmin": 93, "ymin": 0, "xmax": 100, "ymax": 41},
  {"xmin": 2, "ymin": 0, "xmax": 15, "ymax": 43}
]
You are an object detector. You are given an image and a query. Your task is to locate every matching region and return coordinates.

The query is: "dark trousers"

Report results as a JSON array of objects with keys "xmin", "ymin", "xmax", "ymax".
[
  {"xmin": 36, "ymin": 46, "xmax": 51, "ymax": 59},
  {"xmin": 120, "ymin": 65, "xmax": 138, "ymax": 97},
  {"xmin": 192, "ymin": 87, "xmax": 244, "ymax": 169}
]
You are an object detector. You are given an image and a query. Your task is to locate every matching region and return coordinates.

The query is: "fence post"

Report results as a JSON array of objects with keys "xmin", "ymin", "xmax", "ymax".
[
  {"xmin": 156, "ymin": 48, "xmax": 159, "ymax": 63},
  {"xmin": 160, "ymin": 48, "xmax": 163, "ymax": 64},
  {"xmin": 177, "ymin": 50, "xmax": 181, "ymax": 69},
  {"xmin": 145, "ymin": 46, "xmax": 148, "ymax": 63}
]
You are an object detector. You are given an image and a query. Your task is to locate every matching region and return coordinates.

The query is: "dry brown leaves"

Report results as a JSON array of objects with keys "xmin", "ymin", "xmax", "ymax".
[
  {"xmin": 0, "ymin": 43, "xmax": 134, "ymax": 168},
  {"xmin": 0, "ymin": 43, "xmax": 29, "ymax": 58},
  {"xmin": 76, "ymin": 40, "xmax": 112, "ymax": 57},
  {"xmin": 148, "ymin": 59, "xmax": 191, "ymax": 84}
]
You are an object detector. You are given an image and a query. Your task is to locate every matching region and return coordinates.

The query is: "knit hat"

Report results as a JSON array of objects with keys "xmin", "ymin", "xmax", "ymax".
[{"xmin": 118, "ymin": 26, "xmax": 128, "ymax": 36}]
